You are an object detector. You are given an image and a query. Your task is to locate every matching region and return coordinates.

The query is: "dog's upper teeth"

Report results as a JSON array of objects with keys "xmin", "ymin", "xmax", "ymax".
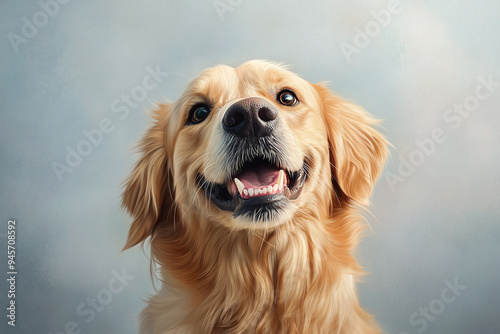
[{"xmin": 234, "ymin": 178, "xmax": 245, "ymax": 195}]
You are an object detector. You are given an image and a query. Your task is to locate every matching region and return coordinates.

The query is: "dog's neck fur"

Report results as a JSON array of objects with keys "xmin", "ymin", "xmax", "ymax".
[{"xmin": 142, "ymin": 207, "xmax": 380, "ymax": 334}]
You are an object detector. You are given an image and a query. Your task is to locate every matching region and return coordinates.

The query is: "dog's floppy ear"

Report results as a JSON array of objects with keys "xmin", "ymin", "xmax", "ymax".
[
  {"xmin": 122, "ymin": 104, "xmax": 174, "ymax": 250},
  {"xmin": 315, "ymin": 84, "xmax": 388, "ymax": 206}
]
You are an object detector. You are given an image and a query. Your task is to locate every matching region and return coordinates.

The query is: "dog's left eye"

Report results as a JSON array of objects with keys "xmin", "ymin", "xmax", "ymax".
[
  {"xmin": 277, "ymin": 89, "xmax": 299, "ymax": 106},
  {"xmin": 189, "ymin": 105, "xmax": 211, "ymax": 124}
]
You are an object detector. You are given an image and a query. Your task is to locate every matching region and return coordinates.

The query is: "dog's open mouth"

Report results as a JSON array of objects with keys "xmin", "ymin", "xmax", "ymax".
[{"xmin": 198, "ymin": 157, "xmax": 308, "ymax": 221}]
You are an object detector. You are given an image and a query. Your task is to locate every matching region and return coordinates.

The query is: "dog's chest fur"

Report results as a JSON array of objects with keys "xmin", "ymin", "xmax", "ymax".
[{"xmin": 139, "ymin": 214, "xmax": 379, "ymax": 334}]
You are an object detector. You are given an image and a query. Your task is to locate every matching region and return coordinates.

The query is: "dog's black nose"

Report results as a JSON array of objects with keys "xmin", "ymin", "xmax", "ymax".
[{"xmin": 223, "ymin": 97, "xmax": 278, "ymax": 138}]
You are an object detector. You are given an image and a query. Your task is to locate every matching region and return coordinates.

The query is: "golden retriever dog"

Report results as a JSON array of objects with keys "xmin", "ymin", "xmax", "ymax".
[{"xmin": 122, "ymin": 60, "xmax": 388, "ymax": 334}]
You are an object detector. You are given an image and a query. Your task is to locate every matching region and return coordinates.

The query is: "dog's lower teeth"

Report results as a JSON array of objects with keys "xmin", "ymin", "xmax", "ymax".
[
  {"xmin": 240, "ymin": 184, "xmax": 284, "ymax": 198},
  {"xmin": 234, "ymin": 178, "xmax": 245, "ymax": 194},
  {"xmin": 277, "ymin": 170, "xmax": 284, "ymax": 189},
  {"xmin": 232, "ymin": 169, "xmax": 289, "ymax": 199}
]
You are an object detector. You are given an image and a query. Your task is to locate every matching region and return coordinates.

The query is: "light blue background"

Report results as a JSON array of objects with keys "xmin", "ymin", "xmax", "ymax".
[{"xmin": 1, "ymin": 1, "xmax": 499, "ymax": 333}]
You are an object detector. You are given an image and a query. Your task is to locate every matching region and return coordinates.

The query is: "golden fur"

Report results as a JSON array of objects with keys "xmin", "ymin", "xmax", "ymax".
[{"xmin": 122, "ymin": 60, "xmax": 388, "ymax": 333}]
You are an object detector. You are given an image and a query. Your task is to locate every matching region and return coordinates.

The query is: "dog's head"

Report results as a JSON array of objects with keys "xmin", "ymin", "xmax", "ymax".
[{"xmin": 123, "ymin": 60, "xmax": 387, "ymax": 248}]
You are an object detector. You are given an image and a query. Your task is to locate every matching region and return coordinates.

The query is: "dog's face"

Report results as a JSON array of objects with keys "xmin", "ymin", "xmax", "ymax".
[
  {"xmin": 123, "ymin": 60, "xmax": 387, "ymax": 247},
  {"xmin": 171, "ymin": 61, "xmax": 328, "ymax": 229}
]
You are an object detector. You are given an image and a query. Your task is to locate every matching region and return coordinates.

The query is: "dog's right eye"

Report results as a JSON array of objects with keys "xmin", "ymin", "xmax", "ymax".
[{"xmin": 188, "ymin": 105, "xmax": 211, "ymax": 125}]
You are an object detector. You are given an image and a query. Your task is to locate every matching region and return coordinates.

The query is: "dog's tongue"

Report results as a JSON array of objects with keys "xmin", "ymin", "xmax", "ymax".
[
  {"xmin": 227, "ymin": 165, "xmax": 282, "ymax": 196},
  {"xmin": 237, "ymin": 166, "xmax": 280, "ymax": 188}
]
